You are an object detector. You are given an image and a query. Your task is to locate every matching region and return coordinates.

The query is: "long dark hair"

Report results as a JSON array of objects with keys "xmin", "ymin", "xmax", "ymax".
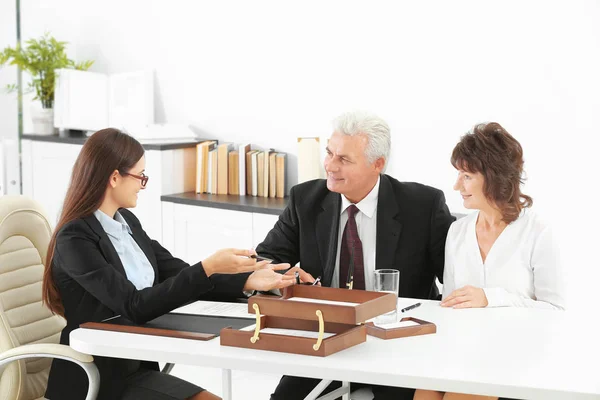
[
  {"xmin": 451, "ymin": 122, "xmax": 533, "ymax": 223},
  {"xmin": 43, "ymin": 128, "xmax": 144, "ymax": 316}
]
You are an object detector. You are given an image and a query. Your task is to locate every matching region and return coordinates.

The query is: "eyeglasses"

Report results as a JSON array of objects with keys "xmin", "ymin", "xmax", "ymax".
[{"xmin": 121, "ymin": 172, "xmax": 149, "ymax": 187}]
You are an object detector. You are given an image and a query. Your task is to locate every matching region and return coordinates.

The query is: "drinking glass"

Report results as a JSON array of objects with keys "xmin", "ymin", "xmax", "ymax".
[{"xmin": 374, "ymin": 269, "xmax": 399, "ymax": 324}]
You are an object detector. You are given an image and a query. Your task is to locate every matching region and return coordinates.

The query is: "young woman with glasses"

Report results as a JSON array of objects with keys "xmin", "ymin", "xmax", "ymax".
[{"xmin": 42, "ymin": 128, "xmax": 295, "ymax": 400}]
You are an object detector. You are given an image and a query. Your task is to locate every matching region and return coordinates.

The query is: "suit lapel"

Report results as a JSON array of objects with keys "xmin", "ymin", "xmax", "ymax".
[
  {"xmin": 83, "ymin": 215, "xmax": 127, "ymax": 278},
  {"xmin": 315, "ymin": 192, "xmax": 341, "ymax": 286},
  {"xmin": 376, "ymin": 175, "xmax": 402, "ymax": 271}
]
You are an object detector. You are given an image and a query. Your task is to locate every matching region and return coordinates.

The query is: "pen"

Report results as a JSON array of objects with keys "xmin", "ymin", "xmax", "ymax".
[
  {"xmin": 102, "ymin": 314, "xmax": 122, "ymax": 322},
  {"xmin": 250, "ymin": 254, "xmax": 273, "ymax": 263},
  {"xmin": 300, "ymin": 275, "xmax": 321, "ymax": 285},
  {"xmin": 400, "ymin": 302, "xmax": 421, "ymax": 313}
]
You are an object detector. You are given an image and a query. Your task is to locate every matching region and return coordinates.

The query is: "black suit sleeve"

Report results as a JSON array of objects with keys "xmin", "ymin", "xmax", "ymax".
[
  {"xmin": 255, "ymin": 185, "xmax": 301, "ymax": 266},
  {"xmin": 429, "ymin": 191, "xmax": 455, "ymax": 283},
  {"xmin": 55, "ymin": 222, "xmax": 215, "ymax": 324},
  {"xmin": 122, "ymin": 209, "xmax": 249, "ymax": 299},
  {"xmin": 148, "ymin": 238, "xmax": 249, "ymax": 298}
]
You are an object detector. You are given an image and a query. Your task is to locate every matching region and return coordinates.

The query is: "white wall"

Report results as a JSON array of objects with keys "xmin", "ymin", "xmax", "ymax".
[
  {"xmin": 0, "ymin": 0, "xmax": 17, "ymax": 141},
  {"xmin": 0, "ymin": 0, "xmax": 19, "ymax": 194},
  {"xmin": 18, "ymin": 0, "xmax": 600, "ymax": 313}
]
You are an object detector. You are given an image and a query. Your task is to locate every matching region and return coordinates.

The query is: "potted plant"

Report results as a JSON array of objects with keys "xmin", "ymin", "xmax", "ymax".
[{"xmin": 0, "ymin": 33, "xmax": 93, "ymax": 135}]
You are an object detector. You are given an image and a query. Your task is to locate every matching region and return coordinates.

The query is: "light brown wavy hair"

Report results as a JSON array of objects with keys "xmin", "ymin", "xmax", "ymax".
[{"xmin": 451, "ymin": 122, "xmax": 532, "ymax": 223}]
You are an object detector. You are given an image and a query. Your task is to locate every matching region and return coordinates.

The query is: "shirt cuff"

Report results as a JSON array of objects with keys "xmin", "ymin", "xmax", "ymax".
[{"xmin": 483, "ymin": 287, "xmax": 507, "ymax": 308}]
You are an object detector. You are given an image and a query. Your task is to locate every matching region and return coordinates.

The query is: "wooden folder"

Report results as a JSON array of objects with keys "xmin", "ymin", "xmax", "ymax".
[{"xmin": 81, "ymin": 313, "xmax": 254, "ymax": 341}]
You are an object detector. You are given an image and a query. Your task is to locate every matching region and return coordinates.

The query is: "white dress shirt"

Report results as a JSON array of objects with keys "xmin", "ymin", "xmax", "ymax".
[
  {"xmin": 332, "ymin": 177, "xmax": 380, "ymax": 290},
  {"xmin": 94, "ymin": 209, "xmax": 155, "ymax": 290},
  {"xmin": 442, "ymin": 208, "xmax": 565, "ymax": 309}
]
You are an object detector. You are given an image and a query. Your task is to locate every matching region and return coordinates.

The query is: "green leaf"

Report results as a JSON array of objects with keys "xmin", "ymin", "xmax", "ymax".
[{"xmin": 0, "ymin": 32, "xmax": 94, "ymax": 107}]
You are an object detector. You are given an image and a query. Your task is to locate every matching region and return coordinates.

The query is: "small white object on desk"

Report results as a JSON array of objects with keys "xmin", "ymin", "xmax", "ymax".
[
  {"xmin": 287, "ymin": 297, "xmax": 359, "ymax": 307},
  {"xmin": 373, "ymin": 319, "xmax": 420, "ymax": 329},
  {"xmin": 173, "ymin": 300, "xmax": 254, "ymax": 319},
  {"xmin": 240, "ymin": 324, "xmax": 335, "ymax": 339}
]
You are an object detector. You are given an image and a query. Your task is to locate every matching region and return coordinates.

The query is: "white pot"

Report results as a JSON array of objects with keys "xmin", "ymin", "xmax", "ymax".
[{"xmin": 31, "ymin": 107, "xmax": 55, "ymax": 135}]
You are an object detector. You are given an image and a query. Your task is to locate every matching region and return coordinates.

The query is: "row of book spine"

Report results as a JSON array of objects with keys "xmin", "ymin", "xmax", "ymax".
[{"xmin": 195, "ymin": 141, "xmax": 286, "ymax": 198}]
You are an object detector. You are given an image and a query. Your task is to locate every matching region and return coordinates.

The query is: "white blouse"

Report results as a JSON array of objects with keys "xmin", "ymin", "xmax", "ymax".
[{"xmin": 442, "ymin": 209, "xmax": 565, "ymax": 310}]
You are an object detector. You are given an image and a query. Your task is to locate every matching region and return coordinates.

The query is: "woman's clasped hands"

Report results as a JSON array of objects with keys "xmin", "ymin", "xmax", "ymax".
[{"xmin": 441, "ymin": 285, "xmax": 489, "ymax": 308}]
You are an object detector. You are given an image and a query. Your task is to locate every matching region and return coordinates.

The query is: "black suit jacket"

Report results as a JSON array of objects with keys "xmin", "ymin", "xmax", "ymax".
[
  {"xmin": 45, "ymin": 209, "xmax": 248, "ymax": 400},
  {"xmin": 256, "ymin": 175, "xmax": 455, "ymax": 299}
]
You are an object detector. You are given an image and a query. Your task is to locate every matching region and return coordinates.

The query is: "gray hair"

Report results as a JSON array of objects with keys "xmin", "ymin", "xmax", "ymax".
[{"xmin": 333, "ymin": 111, "xmax": 391, "ymax": 170}]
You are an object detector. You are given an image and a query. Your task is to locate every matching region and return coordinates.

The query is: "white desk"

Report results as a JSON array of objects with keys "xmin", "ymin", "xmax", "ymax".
[{"xmin": 70, "ymin": 298, "xmax": 600, "ymax": 400}]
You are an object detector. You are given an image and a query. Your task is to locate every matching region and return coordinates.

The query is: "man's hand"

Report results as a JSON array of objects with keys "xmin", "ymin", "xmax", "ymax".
[
  {"xmin": 244, "ymin": 265, "xmax": 295, "ymax": 291},
  {"xmin": 284, "ymin": 266, "xmax": 318, "ymax": 285},
  {"xmin": 441, "ymin": 285, "xmax": 488, "ymax": 308}
]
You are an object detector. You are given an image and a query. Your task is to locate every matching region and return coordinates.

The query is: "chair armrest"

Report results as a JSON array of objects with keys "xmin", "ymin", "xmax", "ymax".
[
  {"xmin": 0, "ymin": 343, "xmax": 93, "ymax": 363},
  {"xmin": 0, "ymin": 343, "xmax": 100, "ymax": 400}
]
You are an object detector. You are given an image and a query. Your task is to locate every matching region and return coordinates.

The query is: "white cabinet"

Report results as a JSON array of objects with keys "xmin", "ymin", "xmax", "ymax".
[
  {"xmin": 21, "ymin": 139, "xmax": 196, "ymax": 241},
  {"xmin": 161, "ymin": 202, "xmax": 281, "ymax": 263},
  {"xmin": 21, "ymin": 140, "xmax": 81, "ymax": 227}
]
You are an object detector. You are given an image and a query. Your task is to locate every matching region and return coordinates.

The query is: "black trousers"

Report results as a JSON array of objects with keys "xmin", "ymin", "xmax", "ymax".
[{"xmin": 270, "ymin": 376, "xmax": 415, "ymax": 400}]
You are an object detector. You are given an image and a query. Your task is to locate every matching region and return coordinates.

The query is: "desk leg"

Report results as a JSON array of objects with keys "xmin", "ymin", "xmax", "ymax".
[
  {"xmin": 341, "ymin": 381, "xmax": 350, "ymax": 400},
  {"xmin": 222, "ymin": 369, "xmax": 232, "ymax": 400}
]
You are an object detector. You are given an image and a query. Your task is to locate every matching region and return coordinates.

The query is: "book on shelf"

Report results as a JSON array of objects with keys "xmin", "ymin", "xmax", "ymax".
[
  {"xmin": 251, "ymin": 151, "xmax": 259, "ymax": 196},
  {"xmin": 269, "ymin": 152, "xmax": 277, "ymax": 198},
  {"xmin": 238, "ymin": 144, "xmax": 251, "ymax": 196},
  {"xmin": 207, "ymin": 149, "xmax": 214, "ymax": 194},
  {"xmin": 262, "ymin": 149, "xmax": 274, "ymax": 197},
  {"xmin": 195, "ymin": 140, "xmax": 216, "ymax": 193},
  {"xmin": 246, "ymin": 150, "xmax": 257, "ymax": 196},
  {"xmin": 207, "ymin": 148, "xmax": 218, "ymax": 194},
  {"xmin": 276, "ymin": 153, "xmax": 287, "ymax": 198},
  {"xmin": 228, "ymin": 151, "xmax": 240, "ymax": 195},
  {"xmin": 217, "ymin": 143, "xmax": 233, "ymax": 195},
  {"xmin": 256, "ymin": 152, "xmax": 265, "ymax": 197}
]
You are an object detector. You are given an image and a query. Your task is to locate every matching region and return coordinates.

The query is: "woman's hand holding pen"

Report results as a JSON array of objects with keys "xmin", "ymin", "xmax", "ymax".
[
  {"xmin": 441, "ymin": 285, "xmax": 488, "ymax": 308},
  {"xmin": 202, "ymin": 248, "xmax": 274, "ymax": 276}
]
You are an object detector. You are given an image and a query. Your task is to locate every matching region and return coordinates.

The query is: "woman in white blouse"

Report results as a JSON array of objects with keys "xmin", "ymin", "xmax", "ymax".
[{"xmin": 414, "ymin": 122, "xmax": 565, "ymax": 400}]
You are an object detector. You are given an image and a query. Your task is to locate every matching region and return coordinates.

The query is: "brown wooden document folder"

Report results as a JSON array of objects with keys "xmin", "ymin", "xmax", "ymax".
[
  {"xmin": 220, "ymin": 285, "xmax": 396, "ymax": 356},
  {"xmin": 81, "ymin": 313, "xmax": 254, "ymax": 341},
  {"xmin": 365, "ymin": 317, "xmax": 436, "ymax": 340}
]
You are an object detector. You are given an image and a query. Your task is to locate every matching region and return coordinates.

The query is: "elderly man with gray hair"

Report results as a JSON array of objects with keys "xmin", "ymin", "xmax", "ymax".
[{"xmin": 245, "ymin": 111, "xmax": 455, "ymax": 400}]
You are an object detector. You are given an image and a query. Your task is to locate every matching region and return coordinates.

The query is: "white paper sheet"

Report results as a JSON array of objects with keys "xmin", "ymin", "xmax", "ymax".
[
  {"xmin": 374, "ymin": 320, "xmax": 420, "ymax": 329},
  {"xmin": 172, "ymin": 301, "xmax": 254, "ymax": 319},
  {"xmin": 239, "ymin": 324, "xmax": 335, "ymax": 339},
  {"xmin": 287, "ymin": 297, "xmax": 359, "ymax": 307}
]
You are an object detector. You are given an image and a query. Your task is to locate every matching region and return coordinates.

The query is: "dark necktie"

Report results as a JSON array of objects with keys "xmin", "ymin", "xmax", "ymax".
[{"xmin": 339, "ymin": 204, "xmax": 365, "ymax": 290}]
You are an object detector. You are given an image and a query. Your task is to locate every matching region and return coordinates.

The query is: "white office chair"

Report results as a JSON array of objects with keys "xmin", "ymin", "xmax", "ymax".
[{"xmin": 0, "ymin": 195, "xmax": 99, "ymax": 400}]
